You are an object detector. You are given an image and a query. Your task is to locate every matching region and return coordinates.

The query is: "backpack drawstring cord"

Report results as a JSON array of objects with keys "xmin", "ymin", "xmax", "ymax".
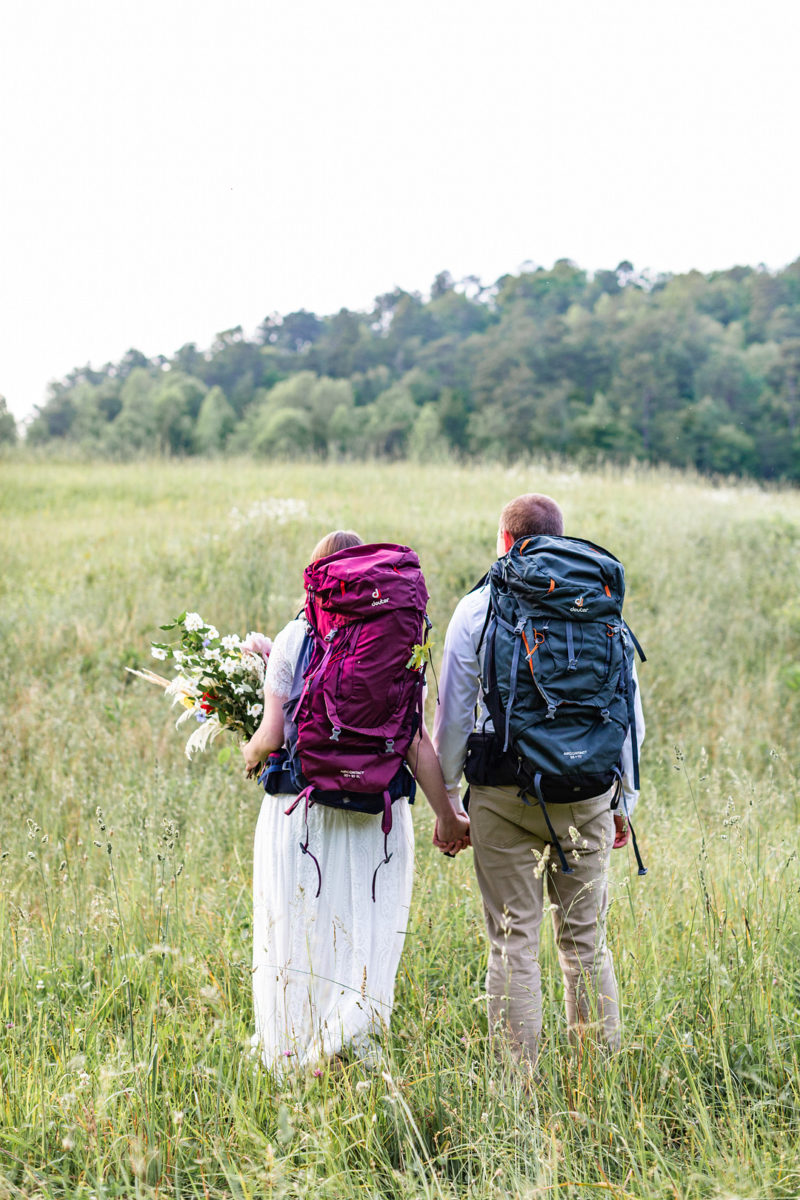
[
  {"xmin": 426, "ymin": 654, "xmax": 440, "ymax": 701},
  {"xmin": 284, "ymin": 787, "xmax": 322, "ymax": 898},
  {"xmin": 370, "ymin": 791, "xmax": 394, "ymax": 902},
  {"xmin": 285, "ymin": 785, "xmax": 399, "ymax": 901},
  {"xmin": 622, "ymin": 792, "xmax": 648, "ymax": 877},
  {"xmin": 610, "ymin": 767, "xmax": 647, "ymax": 876}
]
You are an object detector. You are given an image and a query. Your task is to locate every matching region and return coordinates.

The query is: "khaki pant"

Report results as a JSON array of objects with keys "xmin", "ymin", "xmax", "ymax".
[{"xmin": 469, "ymin": 783, "xmax": 620, "ymax": 1065}]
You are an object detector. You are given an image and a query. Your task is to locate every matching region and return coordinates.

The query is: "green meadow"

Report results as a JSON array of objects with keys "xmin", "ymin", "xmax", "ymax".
[{"xmin": 1, "ymin": 458, "xmax": 799, "ymax": 1199}]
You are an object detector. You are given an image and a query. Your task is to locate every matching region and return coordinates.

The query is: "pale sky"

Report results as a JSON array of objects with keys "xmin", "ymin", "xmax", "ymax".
[{"xmin": 1, "ymin": 0, "xmax": 798, "ymax": 423}]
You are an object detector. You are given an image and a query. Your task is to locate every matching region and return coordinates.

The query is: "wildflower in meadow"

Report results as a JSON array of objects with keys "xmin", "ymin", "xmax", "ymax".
[{"xmin": 532, "ymin": 844, "xmax": 551, "ymax": 880}]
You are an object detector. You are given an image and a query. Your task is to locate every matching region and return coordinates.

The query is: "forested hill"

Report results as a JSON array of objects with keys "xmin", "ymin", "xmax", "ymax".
[{"xmin": 12, "ymin": 259, "xmax": 800, "ymax": 478}]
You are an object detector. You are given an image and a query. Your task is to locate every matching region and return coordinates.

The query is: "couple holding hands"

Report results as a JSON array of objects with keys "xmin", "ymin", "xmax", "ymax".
[{"xmin": 242, "ymin": 491, "xmax": 644, "ymax": 1075}]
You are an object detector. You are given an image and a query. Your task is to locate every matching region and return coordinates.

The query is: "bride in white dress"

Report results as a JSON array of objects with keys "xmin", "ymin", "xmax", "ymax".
[{"xmin": 242, "ymin": 530, "xmax": 469, "ymax": 1072}]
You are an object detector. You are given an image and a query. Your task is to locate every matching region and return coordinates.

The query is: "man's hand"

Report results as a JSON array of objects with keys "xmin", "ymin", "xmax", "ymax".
[
  {"xmin": 613, "ymin": 813, "xmax": 630, "ymax": 849},
  {"xmin": 433, "ymin": 812, "xmax": 471, "ymax": 856}
]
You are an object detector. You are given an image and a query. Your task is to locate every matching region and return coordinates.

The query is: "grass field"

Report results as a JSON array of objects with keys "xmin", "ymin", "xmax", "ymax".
[{"xmin": 1, "ymin": 458, "xmax": 799, "ymax": 1199}]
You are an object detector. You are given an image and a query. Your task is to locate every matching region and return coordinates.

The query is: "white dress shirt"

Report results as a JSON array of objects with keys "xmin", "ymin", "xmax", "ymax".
[{"xmin": 432, "ymin": 581, "xmax": 645, "ymax": 814}]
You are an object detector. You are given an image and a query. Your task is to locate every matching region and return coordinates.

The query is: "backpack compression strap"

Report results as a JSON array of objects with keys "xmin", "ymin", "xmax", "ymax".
[
  {"xmin": 530, "ymin": 774, "xmax": 572, "ymax": 875},
  {"xmin": 488, "ymin": 609, "xmax": 538, "ymax": 752},
  {"xmin": 290, "ymin": 628, "xmax": 340, "ymax": 723}
]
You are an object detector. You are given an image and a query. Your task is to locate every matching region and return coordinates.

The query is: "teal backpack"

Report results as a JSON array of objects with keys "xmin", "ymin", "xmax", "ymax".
[{"xmin": 478, "ymin": 534, "xmax": 646, "ymax": 874}]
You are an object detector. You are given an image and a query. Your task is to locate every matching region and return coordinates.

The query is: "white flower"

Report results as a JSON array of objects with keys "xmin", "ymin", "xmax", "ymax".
[
  {"xmin": 221, "ymin": 657, "xmax": 241, "ymax": 676},
  {"xmin": 205, "ymin": 625, "xmax": 219, "ymax": 641},
  {"xmin": 184, "ymin": 613, "xmax": 204, "ymax": 632},
  {"xmin": 172, "ymin": 650, "xmax": 183, "ymax": 665},
  {"xmin": 221, "ymin": 634, "xmax": 241, "ymax": 652},
  {"xmin": 151, "ymin": 647, "xmax": 168, "ymax": 661},
  {"xmin": 247, "ymin": 702, "xmax": 263, "ymax": 717}
]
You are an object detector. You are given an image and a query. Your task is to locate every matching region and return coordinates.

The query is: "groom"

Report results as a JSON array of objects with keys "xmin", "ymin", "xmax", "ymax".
[{"xmin": 433, "ymin": 492, "xmax": 644, "ymax": 1066}]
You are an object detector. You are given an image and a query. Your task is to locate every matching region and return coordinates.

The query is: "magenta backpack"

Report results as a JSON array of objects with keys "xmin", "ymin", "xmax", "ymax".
[{"xmin": 261, "ymin": 543, "xmax": 430, "ymax": 898}]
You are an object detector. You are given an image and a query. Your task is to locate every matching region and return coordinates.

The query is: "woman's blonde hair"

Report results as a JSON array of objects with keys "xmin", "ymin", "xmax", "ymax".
[{"xmin": 310, "ymin": 529, "xmax": 363, "ymax": 562}]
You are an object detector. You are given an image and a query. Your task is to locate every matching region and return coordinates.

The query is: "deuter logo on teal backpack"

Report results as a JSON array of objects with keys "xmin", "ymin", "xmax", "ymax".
[{"xmin": 476, "ymin": 534, "xmax": 646, "ymax": 874}]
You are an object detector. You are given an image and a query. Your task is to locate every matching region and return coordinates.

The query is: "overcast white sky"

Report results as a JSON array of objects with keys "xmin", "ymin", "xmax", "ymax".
[{"xmin": 1, "ymin": 0, "xmax": 798, "ymax": 422}]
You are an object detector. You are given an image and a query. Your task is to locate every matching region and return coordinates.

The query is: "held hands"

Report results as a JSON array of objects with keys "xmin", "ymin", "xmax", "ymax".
[{"xmin": 433, "ymin": 810, "xmax": 471, "ymax": 856}]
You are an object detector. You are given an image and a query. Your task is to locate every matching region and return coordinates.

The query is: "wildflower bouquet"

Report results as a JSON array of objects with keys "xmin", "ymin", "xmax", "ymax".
[{"xmin": 127, "ymin": 612, "xmax": 272, "ymax": 759}]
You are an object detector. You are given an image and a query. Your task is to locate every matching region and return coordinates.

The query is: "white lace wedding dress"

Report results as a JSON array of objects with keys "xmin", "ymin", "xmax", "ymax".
[{"xmin": 251, "ymin": 618, "xmax": 415, "ymax": 1071}]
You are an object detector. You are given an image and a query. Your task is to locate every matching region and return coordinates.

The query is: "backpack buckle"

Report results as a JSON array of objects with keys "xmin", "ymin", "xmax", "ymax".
[
  {"xmin": 330, "ymin": 726, "xmax": 342, "ymax": 742},
  {"xmin": 385, "ymin": 739, "xmax": 395, "ymax": 753},
  {"xmin": 600, "ymin": 708, "xmax": 611, "ymax": 724}
]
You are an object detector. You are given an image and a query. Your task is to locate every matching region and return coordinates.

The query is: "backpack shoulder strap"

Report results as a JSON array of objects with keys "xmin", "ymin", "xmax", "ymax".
[
  {"xmin": 476, "ymin": 590, "xmax": 493, "ymax": 656},
  {"xmin": 289, "ymin": 627, "xmax": 315, "ymax": 696},
  {"xmin": 619, "ymin": 645, "xmax": 641, "ymax": 792},
  {"xmin": 623, "ymin": 621, "xmax": 646, "ymax": 662},
  {"xmin": 470, "ymin": 566, "xmax": 498, "ymax": 655}
]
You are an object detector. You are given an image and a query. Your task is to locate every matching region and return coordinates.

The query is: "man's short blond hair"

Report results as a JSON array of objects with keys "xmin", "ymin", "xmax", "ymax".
[{"xmin": 499, "ymin": 493, "xmax": 564, "ymax": 541}]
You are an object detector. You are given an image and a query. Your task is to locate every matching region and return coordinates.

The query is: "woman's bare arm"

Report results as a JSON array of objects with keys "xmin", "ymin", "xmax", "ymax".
[
  {"xmin": 406, "ymin": 723, "xmax": 470, "ymax": 853},
  {"xmin": 242, "ymin": 688, "xmax": 285, "ymax": 773}
]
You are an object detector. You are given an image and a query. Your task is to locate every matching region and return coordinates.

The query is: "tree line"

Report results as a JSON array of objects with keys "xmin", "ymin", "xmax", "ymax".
[{"xmin": 6, "ymin": 259, "xmax": 800, "ymax": 478}]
